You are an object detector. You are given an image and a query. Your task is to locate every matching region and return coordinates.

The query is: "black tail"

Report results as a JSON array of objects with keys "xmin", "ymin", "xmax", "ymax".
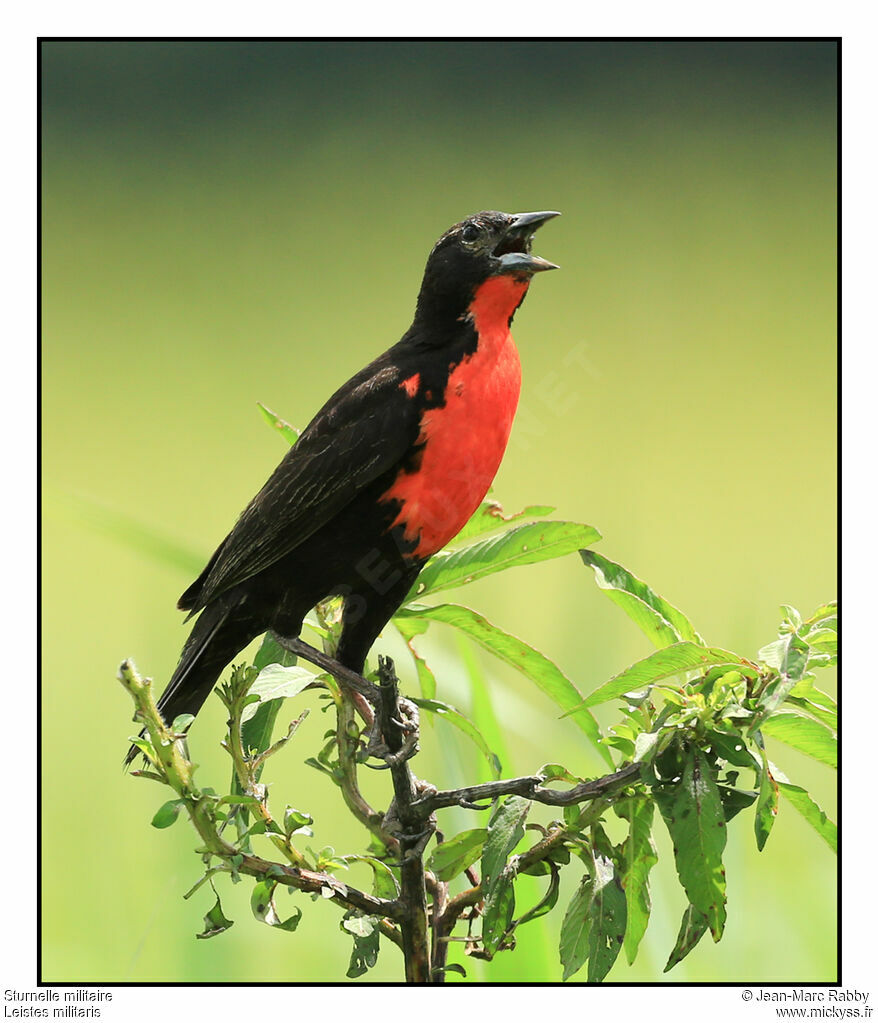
[{"xmin": 124, "ymin": 600, "xmax": 259, "ymax": 767}]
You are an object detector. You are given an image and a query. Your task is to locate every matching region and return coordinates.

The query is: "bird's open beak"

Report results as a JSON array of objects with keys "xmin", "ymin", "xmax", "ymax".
[{"xmin": 493, "ymin": 211, "xmax": 561, "ymax": 275}]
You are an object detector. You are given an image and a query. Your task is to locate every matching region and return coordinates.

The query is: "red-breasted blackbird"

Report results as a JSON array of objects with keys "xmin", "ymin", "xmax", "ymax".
[{"xmin": 127, "ymin": 210, "xmax": 559, "ymax": 761}]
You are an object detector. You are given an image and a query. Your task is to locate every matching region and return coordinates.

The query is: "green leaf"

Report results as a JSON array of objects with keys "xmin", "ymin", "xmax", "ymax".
[
  {"xmin": 458, "ymin": 635, "xmax": 510, "ymax": 781},
  {"xmin": 398, "ymin": 603, "xmax": 611, "ymax": 767},
  {"xmin": 663, "ymin": 904, "xmax": 709, "ymax": 972},
  {"xmin": 559, "ymin": 856, "xmax": 627, "ymax": 982},
  {"xmin": 752, "ymin": 631, "xmax": 811, "ymax": 730},
  {"xmin": 282, "ymin": 807, "xmax": 314, "ymax": 837},
  {"xmin": 514, "ymin": 862, "xmax": 561, "ymax": 929},
  {"xmin": 578, "ymin": 642, "xmax": 753, "ymax": 711},
  {"xmin": 241, "ymin": 663, "xmax": 318, "ymax": 723},
  {"xmin": 615, "ymin": 796, "xmax": 658, "ymax": 964},
  {"xmin": 760, "ymin": 712, "xmax": 837, "ymax": 768},
  {"xmin": 481, "ymin": 874, "xmax": 516, "ymax": 957},
  {"xmin": 784, "ymin": 693, "xmax": 837, "ymax": 732},
  {"xmin": 250, "ymin": 880, "xmax": 302, "ymax": 931},
  {"xmin": 343, "ymin": 856, "xmax": 399, "ymax": 901},
  {"xmin": 257, "ymin": 402, "xmax": 300, "ymax": 446},
  {"xmin": 453, "ymin": 500, "xmax": 555, "ymax": 544},
  {"xmin": 343, "ymin": 914, "xmax": 380, "ymax": 978},
  {"xmin": 479, "ymin": 796, "xmax": 530, "ymax": 955},
  {"xmin": 654, "ymin": 746, "xmax": 727, "ymax": 940},
  {"xmin": 754, "ymin": 747, "xmax": 779, "ymax": 851},
  {"xmin": 151, "ymin": 799, "xmax": 184, "ymax": 829},
  {"xmin": 170, "ymin": 713, "xmax": 195, "ymax": 733},
  {"xmin": 774, "ymin": 773, "xmax": 837, "ymax": 853},
  {"xmin": 428, "ymin": 829, "xmax": 488, "ymax": 882},
  {"xmin": 238, "ymin": 634, "xmax": 301, "ymax": 781},
  {"xmin": 717, "ymin": 784, "xmax": 758, "ymax": 822},
  {"xmin": 412, "ymin": 697, "xmax": 501, "ymax": 779},
  {"xmin": 482, "ymin": 797, "xmax": 530, "ymax": 890},
  {"xmin": 196, "ymin": 892, "xmax": 234, "ymax": 939},
  {"xmin": 580, "ymin": 551, "xmax": 704, "ymax": 648},
  {"xmin": 393, "ymin": 617, "xmax": 438, "ymax": 701},
  {"xmin": 407, "ymin": 520, "xmax": 602, "ymax": 601},
  {"xmin": 706, "ymin": 729, "xmax": 760, "ymax": 770}
]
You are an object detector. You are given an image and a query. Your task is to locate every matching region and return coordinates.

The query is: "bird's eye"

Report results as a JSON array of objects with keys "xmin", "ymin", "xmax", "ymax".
[{"xmin": 460, "ymin": 223, "xmax": 481, "ymax": 245}]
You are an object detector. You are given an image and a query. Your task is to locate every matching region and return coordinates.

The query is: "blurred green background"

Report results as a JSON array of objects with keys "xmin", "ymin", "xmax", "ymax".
[{"xmin": 41, "ymin": 40, "xmax": 837, "ymax": 983}]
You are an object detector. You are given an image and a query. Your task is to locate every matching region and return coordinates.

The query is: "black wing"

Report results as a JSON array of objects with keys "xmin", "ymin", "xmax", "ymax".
[{"xmin": 179, "ymin": 356, "xmax": 421, "ymax": 615}]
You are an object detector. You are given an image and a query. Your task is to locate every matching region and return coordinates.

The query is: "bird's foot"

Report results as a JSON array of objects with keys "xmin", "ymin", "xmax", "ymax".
[{"xmin": 360, "ymin": 696, "xmax": 420, "ymax": 769}]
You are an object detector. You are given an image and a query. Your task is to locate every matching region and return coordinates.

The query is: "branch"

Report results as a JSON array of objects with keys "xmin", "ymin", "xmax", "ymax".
[
  {"xmin": 375, "ymin": 656, "xmax": 432, "ymax": 984},
  {"xmin": 119, "ymin": 659, "xmax": 403, "ymax": 933},
  {"xmin": 411, "ymin": 762, "xmax": 643, "ymax": 815}
]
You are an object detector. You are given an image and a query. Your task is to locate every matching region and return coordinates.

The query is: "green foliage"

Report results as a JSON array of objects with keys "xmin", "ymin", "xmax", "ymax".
[{"xmin": 118, "ymin": 406, "xmax": 836, "ymax": 983}]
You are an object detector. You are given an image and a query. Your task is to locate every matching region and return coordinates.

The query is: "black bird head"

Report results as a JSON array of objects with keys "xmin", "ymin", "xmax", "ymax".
[{"xmin": 415, "ymin": 210, "xmax": 560, "ymax": 323}]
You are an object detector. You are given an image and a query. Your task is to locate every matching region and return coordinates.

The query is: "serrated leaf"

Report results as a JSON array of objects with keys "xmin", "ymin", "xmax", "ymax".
[
  {"xmin": 428, "ymin": 829, "xmax": 487, "ymax": 882},
  {"xmin": 453, "ymin": 500, "xmax": 555, "ymax": 545},
  {"xmin": 581, "ymin": 551, "xmax": 704, "ymax": 648},
  {"xmin": 663, "ymin": 904, "xmax": 709, "ymax": 972},
  {"xmin": 398, "ymin": 603, "xmax": 611, "ymax": 767},
  {"xmin": 412, "ymin": 698, "xmax": 500, "ymax": 778},
  {"xmin": 754, "ymin": 747, "xmax": 779, "ymax": 851},
  {"xmin": 615, "ymin": 796, "xmax": 658, "ymax": 964},
  {"xmin": 578, "ymin": 643, "xmax": 752, "ymax": 711},
  {"xmin": 257, "ymin": 402, "xmax": 300, "ymax": 446},
  {"xmin": 654, "ymin": 746, "xmax": 727, "ymax": 940},
  {"xmin": 151, "ymin": 799, "xmax": 184, "ymax": 829},
  {"xmin": 559, "ymin": 856, "xmax": 627, "ymax": 982},
  {"xmin": 407, "ymin": 520, "xmax": 601, "ymax": 601},
  {"xmin": 196, "ymin": 893, "xmax": 234, "ymax": 939},
  {"xmin": 761, "ymin": 712, "xmax": 837, "ymax": 768}
]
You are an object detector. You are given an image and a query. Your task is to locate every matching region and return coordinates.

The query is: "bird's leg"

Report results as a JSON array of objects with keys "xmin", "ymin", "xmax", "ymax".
[{"xmin": 270, "ymin": 633, "xmax": 379, "ymax": 726}]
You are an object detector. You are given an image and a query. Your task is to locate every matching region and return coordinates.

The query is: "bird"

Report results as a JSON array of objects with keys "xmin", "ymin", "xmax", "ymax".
[{"xmin": 126, "ymin": 209, "xmax": 559, "ymax": 764}]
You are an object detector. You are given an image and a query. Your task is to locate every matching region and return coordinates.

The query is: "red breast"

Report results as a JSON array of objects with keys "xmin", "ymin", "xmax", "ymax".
[{"xmin": 382, "ymin": 275, "xmax": 527, "ymax": 557}]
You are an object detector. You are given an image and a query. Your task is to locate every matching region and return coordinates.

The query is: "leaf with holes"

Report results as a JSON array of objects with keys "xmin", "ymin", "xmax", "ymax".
[
  {"xmin": 559, "ymin": 855, "xmax": 627, "ymax": 982},
  {"xmin": 453, "ymin": 500, "xmax": 555, "ymax": 544},
  {"xmin": 654, "ymin": 746, "xmax": 727, "ymax": 941}
]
